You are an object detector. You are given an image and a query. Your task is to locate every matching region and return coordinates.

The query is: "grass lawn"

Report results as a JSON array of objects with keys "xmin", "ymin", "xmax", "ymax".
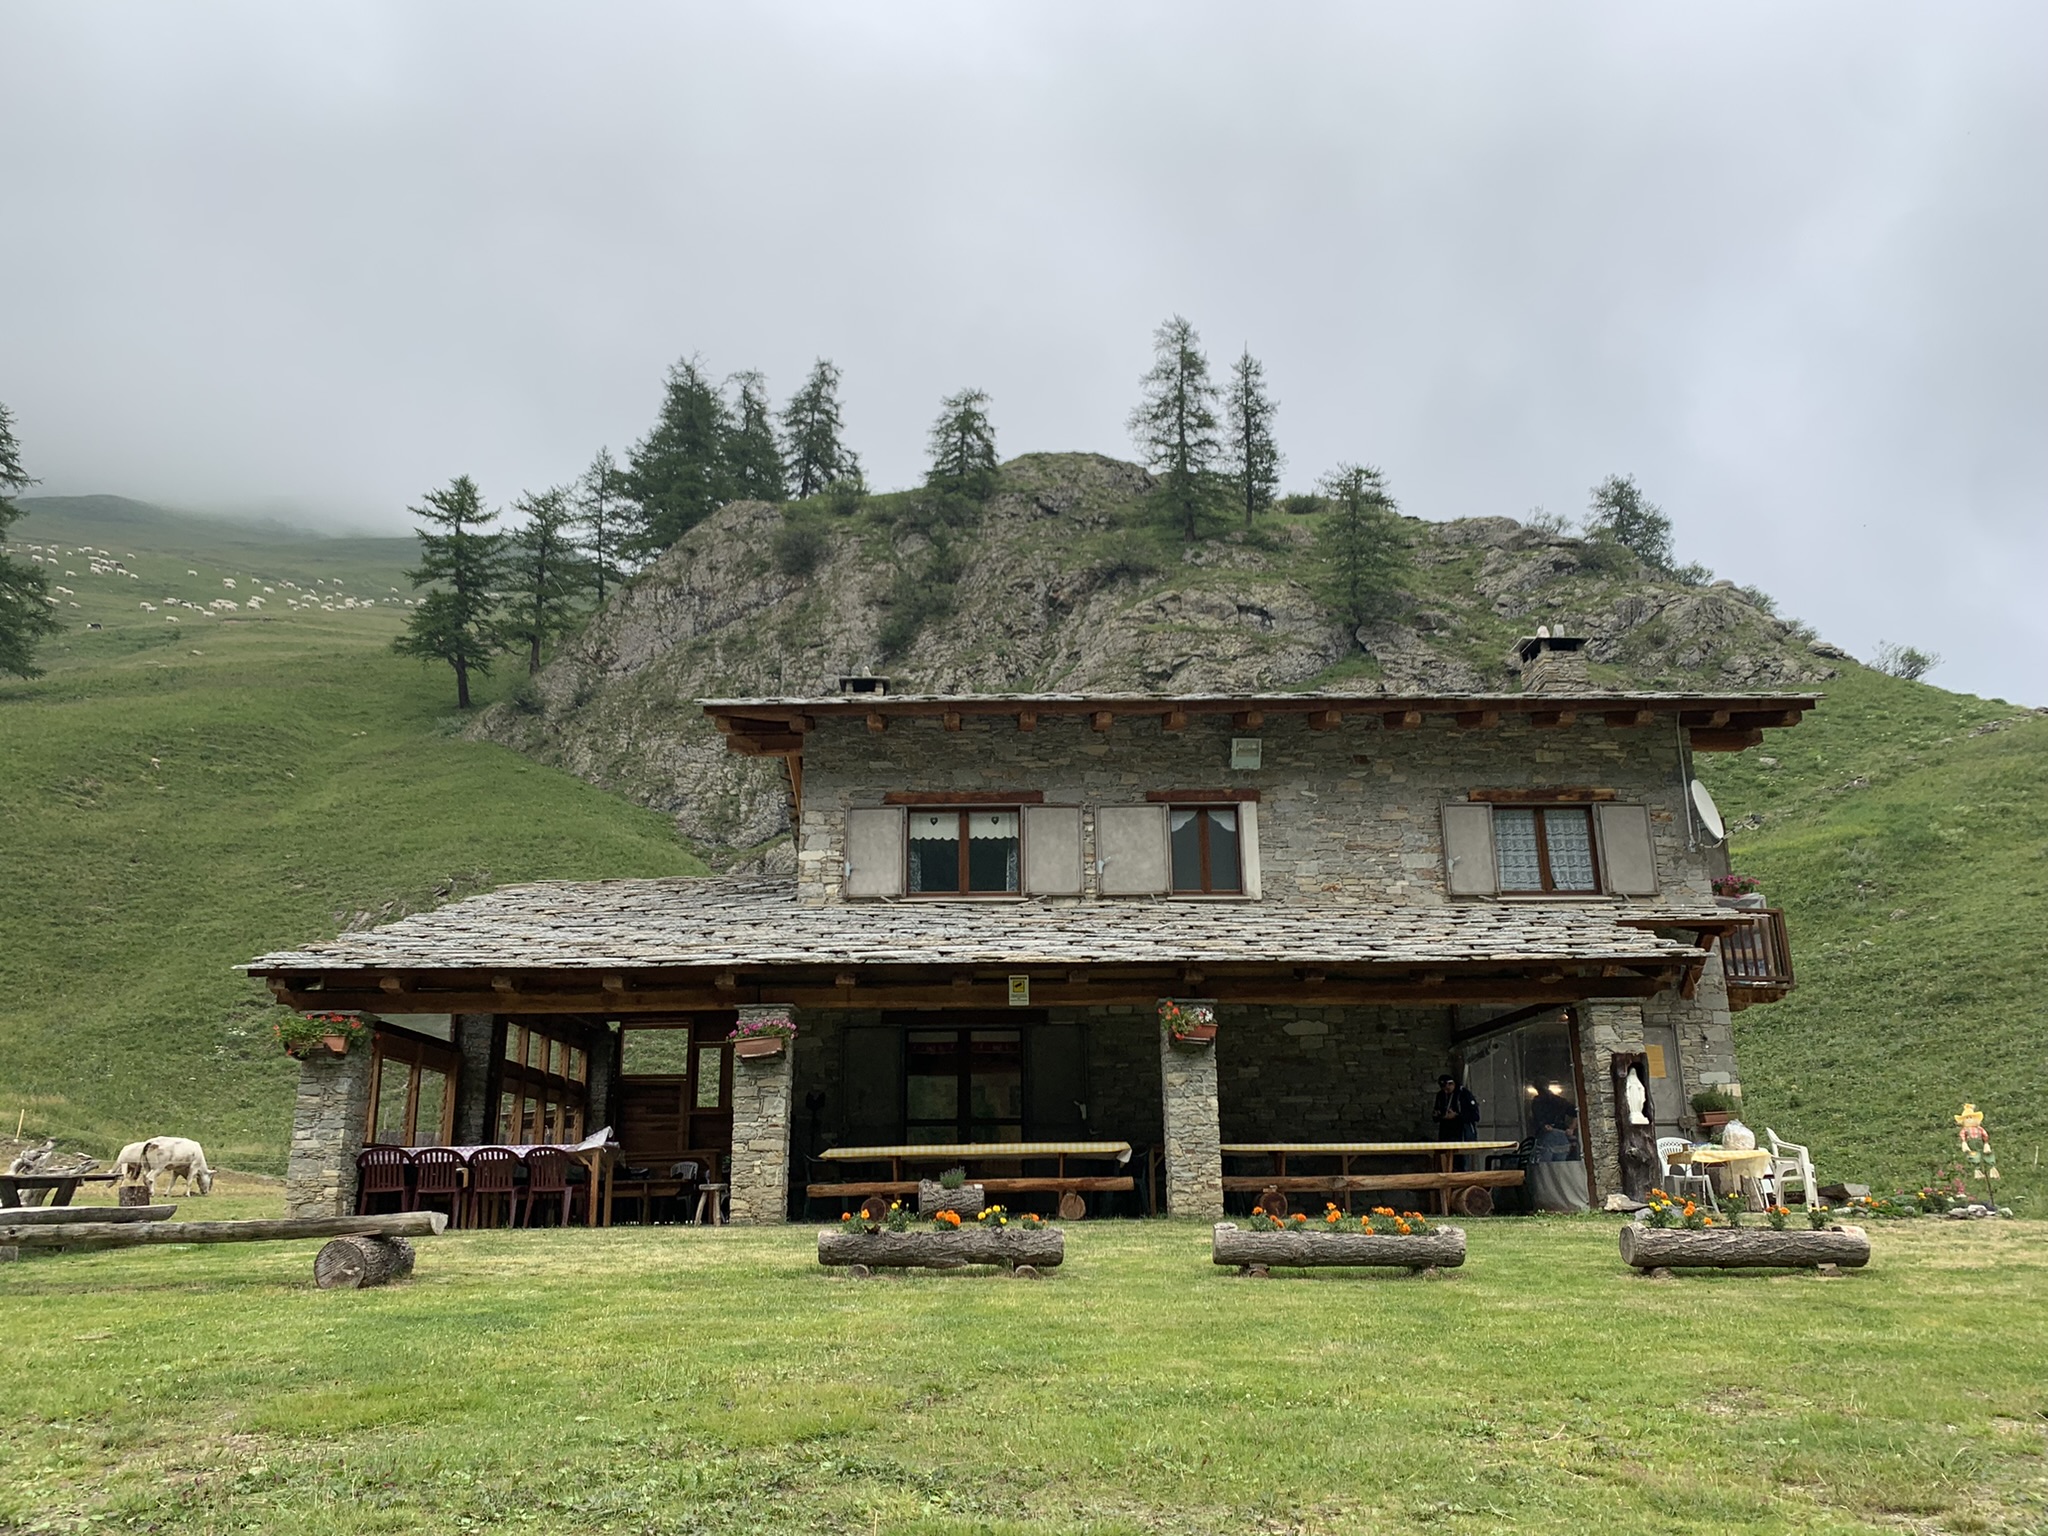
[{"xmin": 3, "ymin": 1205, "xmax": 2045, "ymax": 1535}]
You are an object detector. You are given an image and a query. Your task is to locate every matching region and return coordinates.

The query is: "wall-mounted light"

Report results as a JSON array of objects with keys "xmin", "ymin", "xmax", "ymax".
[{"xmin": 1230, "ymin": 737, "xmax": 1262, "ymax": 770}]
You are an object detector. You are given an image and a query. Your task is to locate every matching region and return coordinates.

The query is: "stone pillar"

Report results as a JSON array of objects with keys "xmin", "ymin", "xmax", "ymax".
[
  {"xmin": 285, "ymin": 1045, "xmax": 375, "ymax": 1218},
  {"xmin": 726, "ymin": 1007, "xmax": 794, "ymax": 1225},
  {"xmin": 584, "ymin": 1022, "xmax": 621, "ymax": 1138},
  {"xmin": 451, "ymin": 1014, "xmax": 501, "ymax": 1145},
  {"xmin": 1159, "ymin": 1028, "xmax": 1224, "ymax": 1219},
  {"xmin": 1577, "ymin": 1000, "xmax": 1647, "ymax": 1206}
]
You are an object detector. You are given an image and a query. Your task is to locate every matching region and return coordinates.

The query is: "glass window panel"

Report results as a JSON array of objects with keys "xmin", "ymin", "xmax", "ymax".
[
  {"xmin": 1494, "ymin": 808, "xmax": 1543, "ymax": 891},
  {"xmin": 504, "ymin": 1028, "xmax": 523, "ymax": 1062},
  {"xmin": 414, "ymin": 1069, "xmax": 448, "ymax": 1146},
  {"xmin": 906, "ymin": 1074, "xmax": 960, "ymax": 1122},
  {"xmin": 526, "ymin": 1031, "xmax": 546, "ymax": 1070},
  {"xmin": 1170, "ymin": 809, "xmax": 1202, "ymax": 890},
  {"xmin": 966, "ymin": 811, "xmax": 1019, "ymax": 892},
  {"xmin": 907, "ymin": 811, "xmax": 960, "ymax": 893},
  {"xmin": 1206, "ymin": 808, "xmax": 1241, "ymax": 892},
  {"xmin": 497, "ymin": 1091, "xmax": 516, "ymax": 1142},
  {"xmin": 547, "ymin": 1038, "xmax": 563, "ymax": 1077},
  {"xmin": 374, "ymin": 1061, "xmax": 413, "ymax": 1145},
  {"xmin": 568, "ymin": 1047, "xmax": 585, "ymax": 1083},
  {"xmin": 1543, "ymin": 809, "xmax": 1598, "ymax": 891},
  {"xmin": 694, "ymin": 1046, "xmax": 724, "ymax": 1109}
]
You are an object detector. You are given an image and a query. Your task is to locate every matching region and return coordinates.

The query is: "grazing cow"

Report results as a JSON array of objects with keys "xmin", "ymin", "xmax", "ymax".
[
  {"xmin": 136, "ymin": 1137, "xmax": 215, "ymax": 1196},
  {"xmin": 111, "ymin": 1141, "xmax": 154, "ymax": 1186}
]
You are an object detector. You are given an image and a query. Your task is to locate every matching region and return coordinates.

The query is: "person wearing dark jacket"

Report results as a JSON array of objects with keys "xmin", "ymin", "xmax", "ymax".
[{"xmin": 1433, "ymin": 1074, "xmax": 1482, "ymax": 1170}]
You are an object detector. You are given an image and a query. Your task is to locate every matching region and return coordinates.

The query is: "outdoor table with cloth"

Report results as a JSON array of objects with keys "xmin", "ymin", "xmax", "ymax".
[
  {"xmin": 1221, "ymin": 1141, "xmax": 1524, "ymax": 1214},
  {"xmin": 435, "ymin": 1129, "xmax": 620, "ymax": 1227},
  {"xmin": 1663, "ymin": 1144, "xmax": 1773, "ymax": 1210},
  {"xmin": 809, "ymin": 1142, "xmax": 1135, "ymax": 1212}
]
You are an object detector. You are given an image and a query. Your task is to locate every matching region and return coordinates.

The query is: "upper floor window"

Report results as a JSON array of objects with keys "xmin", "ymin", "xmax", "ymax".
[
  {"xmin": 908, "ymin": 808, "xmax": 1020, "ymax": 895},
  {"xmin": 1170, "ymin": 806, "xmax": 1243, "ymax": 894},
  {"xmin": 1492, "ymin": 806, "xmax": 1599, "ymax": 893}
]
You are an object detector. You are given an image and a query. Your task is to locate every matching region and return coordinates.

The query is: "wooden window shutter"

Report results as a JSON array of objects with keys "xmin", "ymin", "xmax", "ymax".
[
  {"xmin": 1022, "ymin": 806, "xmax": 1083, "ymax": 896},
  {"xmin": 843, "ymin": 807, "xmax": 905, "ymax": 898},
  {"xmin": 1595, "ymin": 802, "xmax": 1660, "ymax": 895},
  {"xmin": 1442, "ymin": 802, "xmax": 1499, "ymax": 896},
  {"xmin": 1095, "ymin": 805, "xmax": 1170, "ymax": 895}
]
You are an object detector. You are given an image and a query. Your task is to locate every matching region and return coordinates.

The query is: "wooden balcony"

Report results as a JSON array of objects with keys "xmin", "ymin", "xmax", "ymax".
[{"xmin": 1719, "ymin": 907, "xmax": 1795, "ymax": 1009}]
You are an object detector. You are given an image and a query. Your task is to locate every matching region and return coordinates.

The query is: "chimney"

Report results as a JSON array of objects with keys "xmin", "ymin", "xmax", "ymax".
[
  {"xmin": 837, "ymin": 675, "xmax": 890, "ymax": 696},
  {"xmin": 1514, "ymin": 632, "xmax": 1589, "ymax": 694}
]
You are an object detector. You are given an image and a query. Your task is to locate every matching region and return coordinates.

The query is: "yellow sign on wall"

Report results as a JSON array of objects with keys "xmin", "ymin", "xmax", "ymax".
[
  {"xmin": 1008, "ymin": 975, "xmax": 1030, "ymax": 1007},
  {"xmin": 1645, "ymin": 1043, "xmax": 1668, "ymax": 1079}
]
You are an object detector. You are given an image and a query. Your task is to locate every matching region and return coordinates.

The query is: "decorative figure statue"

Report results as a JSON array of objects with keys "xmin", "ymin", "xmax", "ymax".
[
  {"xmin": 1955, "ymin": 1103, "xmax": 2000, "ymax": 1182},
  {"xmin": 1624, "ymin": 1069, "xmax": 1650, "ymax": 1127}
]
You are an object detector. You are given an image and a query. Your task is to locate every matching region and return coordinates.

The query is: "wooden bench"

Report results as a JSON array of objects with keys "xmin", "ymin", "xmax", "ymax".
[
  {"xmin": 810, "ymin": 1142, "xmax": 1135, "ymax": 1219},
  {"xmin": 1222, "ymin": 1142, "xmax": 1524, "ymax": 1216}
]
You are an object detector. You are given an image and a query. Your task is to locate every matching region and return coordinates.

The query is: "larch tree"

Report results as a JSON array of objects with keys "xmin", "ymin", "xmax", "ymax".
[
  {"xmin": 1584, "ymin": 473, "xmax": 1676, "ymax": 571},
  {"xmin": 1128, "ymin": 315, "xmax": 1222, "ymax": 542},
  {"xmin": 504, "ymin": 486, "xmax": 591, "ymax": 675},
  {"xmin": 725, "ymin": 371, "xmax": 788, "ymax": 503},
  {"xmin": 1224, "ymin": 347, "xmax": 1282, "ymax": 528},
  {"xmin": 1314, "ymin": 463, "xmax": 1410, "ymax": 636},
  {"xmin": 574, "ymin": 446, "xmax": 630, "ymax": 603},
  {"xmin": 781, "ymin": 358, "xmax": 859, "ymax": 501},
  {"xmin": 622, "ymin": 357, "xmax": 733, "ymax": 559},
  {"xmin": 925, "ymin": 387, "xmax": 1000, "ymax": 501},
  {"xmin": 393, "ymin": 474, "xmax": 507, "ymax": 709},
  {"xmin": 0, "ymin": 402, "xmax": 60, "ymax": 679}
]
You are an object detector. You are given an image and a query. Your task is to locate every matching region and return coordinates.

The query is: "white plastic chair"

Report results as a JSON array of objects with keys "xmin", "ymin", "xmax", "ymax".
[
  {"xmin": 1657, "ymin": 1136, "xmax": 1717, "ymax": 1207},
  {"xmin": 1765, "ymin": 1129, "xmax": 1818, "ymax": 1210}
]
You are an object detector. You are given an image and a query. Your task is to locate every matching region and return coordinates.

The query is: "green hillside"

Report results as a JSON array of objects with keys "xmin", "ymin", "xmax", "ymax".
[{"xmin": 0, "ymin": 499, "xmax": 704, "ymax": 1171}]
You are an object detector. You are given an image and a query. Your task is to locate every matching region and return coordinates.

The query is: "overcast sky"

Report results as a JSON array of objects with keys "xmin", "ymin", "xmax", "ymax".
[{"xmin": 4, "ymin": 4, "xmax": 2043, "ymax": 702}]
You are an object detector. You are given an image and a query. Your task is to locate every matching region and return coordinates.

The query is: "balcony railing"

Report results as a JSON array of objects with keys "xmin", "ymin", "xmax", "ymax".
[{"xmin": 1720, "ymin": 907, "xmax": 1794, "ymax": 1009}]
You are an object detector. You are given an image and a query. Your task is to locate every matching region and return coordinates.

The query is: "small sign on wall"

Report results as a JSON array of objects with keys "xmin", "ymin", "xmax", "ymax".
[{"xmin": 1008, "ymin": 975, "xmax": 1030, "ymax": 1007}]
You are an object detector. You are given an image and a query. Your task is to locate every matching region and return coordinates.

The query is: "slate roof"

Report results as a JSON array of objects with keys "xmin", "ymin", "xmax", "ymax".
[{"xmin": 246, "ymin": 876, "xmax": 1714, "ymax": 975}]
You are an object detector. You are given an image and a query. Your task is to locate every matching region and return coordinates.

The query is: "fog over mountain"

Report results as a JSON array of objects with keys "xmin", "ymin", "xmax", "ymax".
[{"xmin": 2, "ymin": 3, "xmax": 2042, "ymax": 701}]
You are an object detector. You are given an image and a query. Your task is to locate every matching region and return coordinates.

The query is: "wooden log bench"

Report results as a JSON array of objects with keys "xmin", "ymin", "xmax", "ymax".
[
  {"xmin": 1221, "ymin": 1142, "xmax": 1523, "ymax": 1217},
  {"xmin": 0, "ymin": 1212, "xmax": 447, "ymax": 1290},
  {"xmin": 817, "ymin": 1224, "xmax": 1065, "ymax": 1277},
  {"xmin": 1212, "ymin": 1221, "xmax": 1467, "ymax": 1276},
  {"xmin": 1619, "ymin": 1221, "xmax": 1871, "ymax": 1276},
  {"xmin": 0, "ymin": 1204, "xmax": 178, "ymax": 1225},
  {"xmin": 813, "ymin": 1142, "xmax": 1135, "ymax": 1222}
]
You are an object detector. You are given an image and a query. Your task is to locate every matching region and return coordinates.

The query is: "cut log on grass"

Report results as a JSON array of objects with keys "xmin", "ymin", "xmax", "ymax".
[
  {"xmin": 118, "ymin": 1183, "xmax": 155, "ymax": 1209},
  {"xmin": 916, "ymin": 1181, "xmax": 986, "ymax": 1217},
  {"xmin": 1211, "ymin": 1223, "xmax": 1467, "ymax": 1272},
  {"xmin": 0, "ymin": 1211, "xmax": 446, "ymax": 1254},
  {"xmin": 314, "ymin": 1235, "xmax": 417, "ymax": 1289},
  {"xmin": 0, "ymin": 1204, "xmax": 176, "ymax": 1225},
  {"xmin": 1618, "ymin": 1222, "xmax": 1870, "ymax": 1272},
  {"xmin": 818, "ymin": 1226, "xmax": 1065, "ymax": 1271}
]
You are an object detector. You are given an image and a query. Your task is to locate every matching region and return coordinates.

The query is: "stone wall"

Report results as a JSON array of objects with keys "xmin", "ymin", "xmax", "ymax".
[
  {"xmin": 793, "ymin": 711, "xmax": 1714, "ymax": 908},
  {"xmin": 451, "ymin": 1014, "xmax": 501, "ymax": 1145},
  {"xmin": 1643, "ymin": 954, "xmax": 1738, "ymax": 1129},
  {"xmin": 1159, "ymin": 1029, "xmax": 1222, "ymax": 1218},
  {"xmin": 1217, "ymin": 1004, "xmax": 1455, "ymax": 1142},
  {"xmin": 726, "ymin": 1013, "xmax": 795, "ymax": 1225},
  {"xmin": 285, "ymin": 1046, "xmax": 374, "ymax": 1218},
  {"xmin": 1576, "ymin": 1000, "xmax": 1647, "ymax": 1204}
]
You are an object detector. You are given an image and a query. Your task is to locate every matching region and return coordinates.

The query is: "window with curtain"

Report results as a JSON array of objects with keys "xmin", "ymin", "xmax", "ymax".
[
  {"xmin": 1492, "ymin": 806, "xmax": 1600, "ymax": 893},
  {"xmin": 906, "ymin": 808, "xmax": 1020, "ymax": 894},
  {"xmin": 1169, "ymin": 807, "xmax": 1243, "ymax": 893}
]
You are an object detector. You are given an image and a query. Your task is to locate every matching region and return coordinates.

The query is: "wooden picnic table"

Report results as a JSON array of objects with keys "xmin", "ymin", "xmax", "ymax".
[
  {"xmin": 0, "ymin": 1172, "xmax": 119, "ymax": 1208},
  {"xmin": 1221, "ymin": 1141, "xmax": 1524, "ymax": 1214},
  {"xmin": 810, "ymin": 1142, "xmax": 1136, "ymax": 1209}
]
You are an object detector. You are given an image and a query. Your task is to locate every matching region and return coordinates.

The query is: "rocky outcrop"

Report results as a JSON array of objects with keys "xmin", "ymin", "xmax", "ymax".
[{"xmin": 473, "ymin": 453, "xmax": 1835, "ymax": 860}]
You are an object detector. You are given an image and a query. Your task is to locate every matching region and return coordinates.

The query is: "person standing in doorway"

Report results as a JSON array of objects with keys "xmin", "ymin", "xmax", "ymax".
[{"xmin": 1433, "ymin": 1073, "xmax": 1481, "ymax": 1170}]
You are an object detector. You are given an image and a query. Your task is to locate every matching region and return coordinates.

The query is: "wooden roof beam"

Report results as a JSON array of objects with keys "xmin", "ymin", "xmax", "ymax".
[
  {"xmin": 1527, "ymin": 710, "xmax": 1578, "ymax": 730},
  {"xmin": 1308, "ymin": 709, "xmax": 1342, "ymax": 731},
  {"xmin": 1604, "ymin": 710, "xmax": 1657, "ymax": 728},
  {"xmin": 1690, "ymin": 728, "xmax": 1765, "ymax": 753},
  {"xmin": 1454, "ymin": 710, "xmax": 1500, "ymax": 729},
  {"xmin": 1381, "ymin": 710, "xmax": 1422, "ymax": 731}
]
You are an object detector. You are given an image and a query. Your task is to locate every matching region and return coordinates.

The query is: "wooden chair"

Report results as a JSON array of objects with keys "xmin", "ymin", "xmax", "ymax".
[
  {"xmin": 355, "ymin": 1146, "xmax": 409, "ymax": 1215},
  {"xmin": 408, "ymin": 1147, "xmax": 467, "ymax": 1228},
  {"xmin": 464, "ymin": 1147, "xmax": 522, "ymax": 1228},
  {"xmin": 522, "ymin": 1148, "xmax": 585, "ymax": 1227}
]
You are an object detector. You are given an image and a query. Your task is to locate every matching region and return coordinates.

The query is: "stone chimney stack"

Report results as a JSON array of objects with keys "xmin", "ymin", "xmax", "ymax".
[{"xmin": 1514, "ymin": 632, "xmax": 1590, "ymax": 694}]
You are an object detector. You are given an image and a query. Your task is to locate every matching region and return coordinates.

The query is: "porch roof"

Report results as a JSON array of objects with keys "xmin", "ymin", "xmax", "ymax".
[{"xmin": 247, "ymin": 877, "xmax": 1716, "ymax": 1012}]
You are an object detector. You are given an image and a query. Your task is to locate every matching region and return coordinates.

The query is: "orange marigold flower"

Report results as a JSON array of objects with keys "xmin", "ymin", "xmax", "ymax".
[
  {"xmin": 936, "ymin": 1209, "xmax": 962, "ymax": 1226},
  {"xmin": 840, "ymin": 1212, "xmax": 852, "ymax": 1221},
  {"xmin": 1251, "ymin": 1206, "xmax": 1264, "ymax": 1216}
]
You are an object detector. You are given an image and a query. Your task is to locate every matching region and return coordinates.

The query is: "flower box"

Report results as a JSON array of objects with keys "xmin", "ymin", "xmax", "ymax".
[
  {"xmin": 1212, "ymin": 1221, "xmax": 1467, "ymax": 1275},
  {"xmin": 732, "ymin": 1035, "xmax": 787, "ymax": 1061},
  {"xmin": 1160, "ymin": 998, "xmax": 1217, "ymax": 1048},
  {"xmin": 275, "ymin": 1011, "xmax": 367, "ymax": 1059}
]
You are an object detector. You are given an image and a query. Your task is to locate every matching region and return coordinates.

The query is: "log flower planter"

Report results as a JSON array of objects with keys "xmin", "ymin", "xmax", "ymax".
[
  {"xmin": 1619, "ymin": 1220, "xmax": 1871, "ymax": 1275},
  {"xmin": 1213, "ymin": 1210, "xmax": 1467, "ymax": 1277},
  {"xmin": 819, "ymin": 1205, "xmax": 1062, "ymax": 1277},
  {"xmin": 917, "ymin": 1179, "xmax": 986, "ymax": 1217}
]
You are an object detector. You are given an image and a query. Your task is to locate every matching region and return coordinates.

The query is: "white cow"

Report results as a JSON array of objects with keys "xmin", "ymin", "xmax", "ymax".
[
  {"xmin": 111, "ymin": 1140, "xmax": 154, "ymax": 1186},
  {"xmin": 115, "ymin": 1137, "xmax": 215, "ymax": 1195}
]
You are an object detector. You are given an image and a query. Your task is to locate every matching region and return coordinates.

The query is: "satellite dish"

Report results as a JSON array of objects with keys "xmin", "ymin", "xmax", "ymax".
[{"xmin": 1690, "ymin": 778, "xmax": 1726, "ymax": 844}]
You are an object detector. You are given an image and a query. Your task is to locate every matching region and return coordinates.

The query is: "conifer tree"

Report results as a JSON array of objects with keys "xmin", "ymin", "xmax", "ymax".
[
  {"xmin": 0, "ymin": 402, "xmax": 60, "ymax": 679},
  {"xmin": 1583, "ymin": 473, "xmax": 1675, "ymax": 571},
  {"xmin": 725, "ymin": 371, "xmax": 788, "ymax": 503},
  {"xmin": 622, "ymin": 357, "xmax": 733, "ymax": 558},
  {"xmin": 1315, "ymin": 463, "xmax": 1409, "ymax": 635},
  {"xmin": 781, "ymin": 358, "xmax": 859, "ymax": 500},
  {"xmin": 1224, "ymin": 347, "xmax": 1282, "ymax": 528},
  {"xmin": 574, "ymin": 446, "xmax": 630, "ymax": 603},
  {"xmin": 504, "ymin": 486, "xmax": 591, "ymax": 675},
  {"xmin": 925, "ymin": 387, "xmax": 999, "ymax": 501},
  {"xmin": 1128, "ymin": 315, "xmax": 1222, "ymax": 541},
  {"xmin": 393, "ymin": 474, "xmax": 506, "ymax": 708}
]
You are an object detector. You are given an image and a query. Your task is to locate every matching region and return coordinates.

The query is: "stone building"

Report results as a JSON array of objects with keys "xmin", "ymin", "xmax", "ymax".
[{"xmin": 250, "ymin": 636, "xmax": 1807, "ymax": 1222}]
